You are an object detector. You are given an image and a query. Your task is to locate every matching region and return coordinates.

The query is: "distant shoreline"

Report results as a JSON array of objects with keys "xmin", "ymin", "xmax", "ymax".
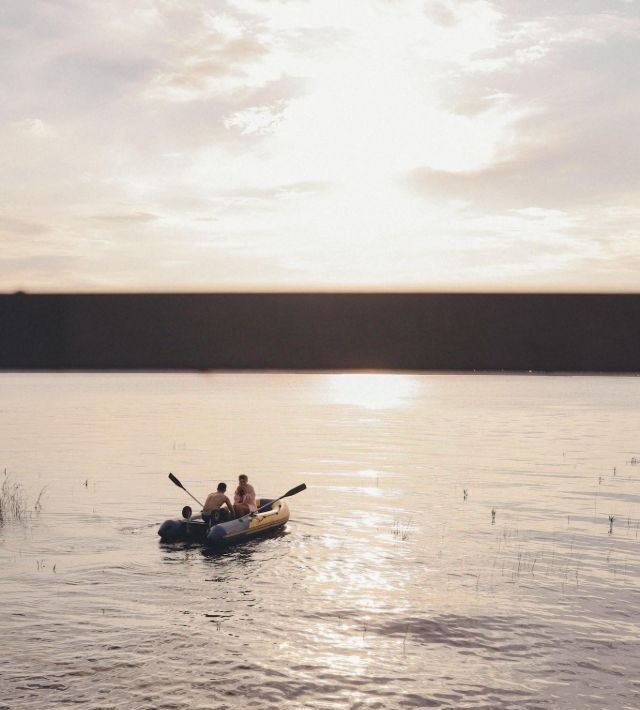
[
  {"xmin": 1, "ymin": 292, "xmax": 639, "ymax": 372},
  {"xmin": 1, "ymin": 370, "xmax": 639, "ymax": 377}
]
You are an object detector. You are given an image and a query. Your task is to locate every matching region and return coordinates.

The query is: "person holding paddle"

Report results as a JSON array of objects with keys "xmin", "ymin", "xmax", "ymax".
[
  {"xmin": 233, "ymin": 474, "xmax": 257, "ymax": 516},
  {"xmin": 202, "ymin": 482, "xmax": 234, "ymax": 522}
]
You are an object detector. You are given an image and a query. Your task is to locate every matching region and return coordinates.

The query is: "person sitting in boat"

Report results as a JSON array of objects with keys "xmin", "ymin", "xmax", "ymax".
[
  {"xmin": 202, "ymin": 482, "xmax": 234, "ymax": 522},
  {"xmin": 233, "ymin": 474, "xmax": 257, "ymax": 516}
]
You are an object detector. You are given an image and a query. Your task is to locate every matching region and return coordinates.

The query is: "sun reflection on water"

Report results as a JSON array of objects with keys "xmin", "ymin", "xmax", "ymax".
[{"xmin": 322, "ymin": 373, "xmax": 422, "ymax": 410}]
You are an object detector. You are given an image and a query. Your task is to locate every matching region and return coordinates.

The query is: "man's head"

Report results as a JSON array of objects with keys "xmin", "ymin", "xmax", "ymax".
[
  {"xmin": 217, "ymin": 482, "xmax": 227, "ymax": 492},
  {"xmin": 238, "ymin": 474, "xmax": 248, "ymax": 485}
]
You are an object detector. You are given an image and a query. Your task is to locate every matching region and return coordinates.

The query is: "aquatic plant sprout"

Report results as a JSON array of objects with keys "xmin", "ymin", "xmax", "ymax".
[
  {"xmin": 0, "ymin": 470, "xmax": 46, "ymax": 521},
  {"xmin": 0, "ymin": 471, "xmax": 27, "ymax": 521}
]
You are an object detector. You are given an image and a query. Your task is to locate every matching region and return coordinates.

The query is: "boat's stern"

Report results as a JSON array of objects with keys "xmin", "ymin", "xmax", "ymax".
[
  {"xmin": 158, "ymin": 515, "xmax": 208, "ymax": 543},
  {"xmin": 158, "ymin": 518, "xmax": 183, "ymax": 542}
]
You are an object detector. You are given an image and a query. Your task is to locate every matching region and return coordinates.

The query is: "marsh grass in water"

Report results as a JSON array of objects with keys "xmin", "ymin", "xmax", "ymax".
[
  {"xmin": 0, "ymin": 470, "xmax": 47, "ymax": 522},
  {"xmin": 34, "ymin": 484, "xmax": 48, "ymax": 512},
  {"xmin": 0, "ymin": 471, "xmax": 27, "ymax": 521}
]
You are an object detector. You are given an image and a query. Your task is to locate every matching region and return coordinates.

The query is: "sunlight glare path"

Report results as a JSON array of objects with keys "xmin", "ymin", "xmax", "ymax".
[{"xmin": 322, "ymin": 373, "xmax": 422, "ymax": 410}]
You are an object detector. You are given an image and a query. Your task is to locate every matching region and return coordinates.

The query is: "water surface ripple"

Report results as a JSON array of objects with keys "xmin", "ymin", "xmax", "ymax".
[{"xmin": 1, "ymin": 373, "xmax": 639, "ymax": 709}]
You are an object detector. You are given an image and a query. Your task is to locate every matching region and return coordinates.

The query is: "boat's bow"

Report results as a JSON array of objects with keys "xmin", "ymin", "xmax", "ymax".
[{"xmin": 206, "ymin": 499, "xmax": 290, "ymax": 545}]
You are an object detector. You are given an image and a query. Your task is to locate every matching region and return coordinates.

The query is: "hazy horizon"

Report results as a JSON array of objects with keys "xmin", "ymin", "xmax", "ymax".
[{"xmin": 5, "ymin": 286, "xmax": 640, "ymax": 295}]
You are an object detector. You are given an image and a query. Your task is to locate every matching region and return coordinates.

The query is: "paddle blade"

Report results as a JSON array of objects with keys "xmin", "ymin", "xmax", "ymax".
[
  {"xmin": 282, "ymin": 483, "xmax": 306, "ymax": 498},
  {"xmin": 168, "ymin": 472, "xmax": 184, "ymax": 490}
]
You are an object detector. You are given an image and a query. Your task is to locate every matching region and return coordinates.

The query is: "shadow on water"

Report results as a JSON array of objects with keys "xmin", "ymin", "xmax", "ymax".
[
  {"xmin": 201, "ymin": 528, "xmax": 290, "ymax": 560},
  {"xmin": 158, "ymin": 527, "xmax": 290, "ymax": 565},
  {"xmin": 375, "ymin": 613, "xmax": 551, "ymax": 659}
]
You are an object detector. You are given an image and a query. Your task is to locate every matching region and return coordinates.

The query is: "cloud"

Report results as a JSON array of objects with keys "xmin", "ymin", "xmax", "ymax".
[
  {"xmin": 220, "ymin": 181, "xmax": 331, "ymax": 200},
  {"xmin": 423, "ymin": 1, "xmax": 458, "ymax": 28},
  {"xmin": 491, "ymin": 0, "xmax": 640, "ymax": 22},
  {"xmin": 0, "ymin": 216, "xmax": 50, "ymax": 237},
  {"xmin": 143, "ymin": 30, "xmax": 270, "ymax": 101},
  {"xmin": 224, "ymin": 102, "xmax": 287, "ymax": 135},
  {"xmin": 407, "ymin": 117, "xmax": 640, "ymax": 210},
  {"xmin": 0, "ymin": 255, "xmax": 79, "ymax": 287},
  {"xmin": 407, "ymin": 2, "xmax": 640, "ymax": 213},
  {"xmin": 10, "ymin": 118, "xmax": 55, "ymax": 138},
  {"xmin": 89, "ymin": 212, "xmax": 159, "ymax": 224},
  {"xmin": 2, "ymin": 0, "xmax": 640, "ymax": 292}
]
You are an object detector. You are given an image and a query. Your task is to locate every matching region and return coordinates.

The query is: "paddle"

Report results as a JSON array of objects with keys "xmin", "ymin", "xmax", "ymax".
[
  {"xmin": 168, "ymin": 472, "xmax": 204, "ymax": 508},
  {"xmin": 250, "ymin": 482, "xmax": 307, "ymax": 517}
]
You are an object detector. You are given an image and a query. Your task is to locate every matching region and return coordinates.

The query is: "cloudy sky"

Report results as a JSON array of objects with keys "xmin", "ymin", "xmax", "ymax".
[{"xmin": 2, "ymin": 0, "xmax": 639, "ymax": 292}]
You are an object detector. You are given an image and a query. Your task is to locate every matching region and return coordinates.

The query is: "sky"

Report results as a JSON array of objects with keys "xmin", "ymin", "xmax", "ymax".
[{"xmin": 1, "ymin": 0, "xmax": 639, "ymax": 292}]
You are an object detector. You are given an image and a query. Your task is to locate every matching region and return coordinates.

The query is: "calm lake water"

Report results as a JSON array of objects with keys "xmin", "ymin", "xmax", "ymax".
[{"xmin": 1, "ymin": 373, "xmax": 640, "ymax": 709}]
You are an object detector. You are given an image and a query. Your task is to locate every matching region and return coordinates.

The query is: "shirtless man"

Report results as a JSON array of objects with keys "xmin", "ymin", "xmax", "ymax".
[
  {"xmin": 233, "ymin": 474, "xmax": 257, "ymax": 517},
  {"xmin": 202, "ymin": 482, "xmax": 234, "ymax": 522}
]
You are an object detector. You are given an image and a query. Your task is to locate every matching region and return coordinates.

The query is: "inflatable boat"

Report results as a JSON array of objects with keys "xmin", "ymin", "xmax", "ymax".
[
  {"xmin": 158, "ymin": 497, "xmax": 290, "ymax": 546},
  {"xmin": 159, "ymin": 476, "xmax": 305, "ymax": 547}
]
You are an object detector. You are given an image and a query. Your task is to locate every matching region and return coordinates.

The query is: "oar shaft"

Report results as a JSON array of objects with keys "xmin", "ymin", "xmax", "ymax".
[
  {"xmin": 184, "ymin": 489, "xmax": 204, "ymax": 507},
  {"xmin": 249, "ymin": 483, "xmax": 307, "ymax": 517},
  {"xmin": 168, "ymin": 472, "xmax": 204, "ymax": 508}
]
